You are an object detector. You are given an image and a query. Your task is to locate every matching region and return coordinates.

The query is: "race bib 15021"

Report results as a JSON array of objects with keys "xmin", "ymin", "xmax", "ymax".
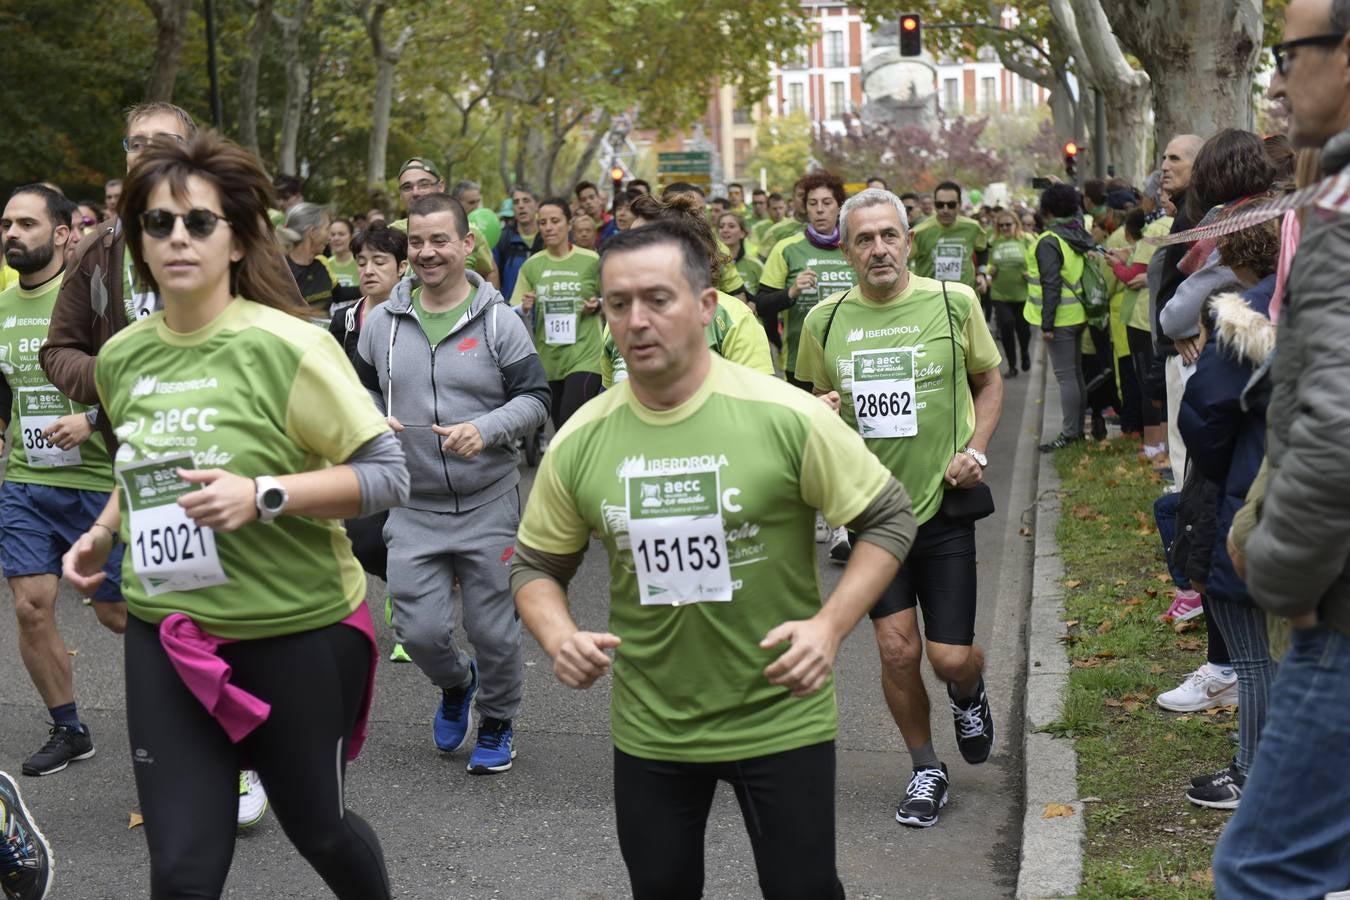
[{"xmin": 118, "ymin": 454, "xmax": 229, "ymax": 596}]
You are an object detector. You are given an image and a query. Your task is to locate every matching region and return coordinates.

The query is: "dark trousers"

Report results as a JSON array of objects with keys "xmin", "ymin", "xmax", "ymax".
[{"xmin": 992, "ymin": 301, "xmax": 1031, "ymax": 370}]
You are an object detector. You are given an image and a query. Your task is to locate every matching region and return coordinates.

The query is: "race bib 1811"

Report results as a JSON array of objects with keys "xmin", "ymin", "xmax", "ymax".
[
  {"xmin": 18, "ymin": 388, "xmax": 82, "ymax": 468},
  {"xmin": 625, "ymin": 468, "xmax": 732, "ymax": 606},
  {"xmin": 118, "ymin": 454, "xmax": 229, "ymax": 596},
  {"xmin": 851, "ymin": 348, "xmax": 918, "ymax": 439},
  {"xmin": 543, "ymin": 298, "xmax": 577, "ymax": 345}
]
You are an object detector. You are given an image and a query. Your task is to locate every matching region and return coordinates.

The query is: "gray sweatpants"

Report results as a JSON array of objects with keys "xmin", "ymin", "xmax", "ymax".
[
  {"xmin": 1048, "ymin": 324, "xmax": 1087, "ymax": 439},
  {"xmin": 385, "ymin": 489, "xmax": 523, "ymax": 721}
]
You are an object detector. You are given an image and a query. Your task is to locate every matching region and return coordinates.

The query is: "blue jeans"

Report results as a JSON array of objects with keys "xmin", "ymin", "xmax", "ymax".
[{"xmin": 1213, "ymin": 624, "xmax": 1350, "ymax": 897}]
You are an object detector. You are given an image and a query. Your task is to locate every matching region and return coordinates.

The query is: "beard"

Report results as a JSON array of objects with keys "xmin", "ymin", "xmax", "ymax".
[{"xmin": 4, "ymin": 233, "xmax": 56, "ymax": 275}]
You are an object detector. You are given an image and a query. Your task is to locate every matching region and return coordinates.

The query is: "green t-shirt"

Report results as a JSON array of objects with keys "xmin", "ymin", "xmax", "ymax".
[
  {"xmin": 0, "ymin": 273, "xmax": 114, "ymax": 491},
  {"xmin": 323, "ymin": 255, "xmax": 359, "ymax": 289},
  {"xmin": 517, "ymin": 354, "xmax": 893, "ymax": 762},
  {"xmin": 1124, "ymin": 217, "xmax": 1172, "ymax": 332},
  {"xmin": 758, "ymin": 218, "xmax": 804, "ymax": 260},
  {"xmin": 510, "ymin": 246, "xmax": 602, "ymax": 380},
  {"xmin": 94, "ymin": 298, "xmax": 390, "ymax": 640},
  {"xmin": 988, "ymin": 235, "xmax": 1033, "ymax": 302},
  {"xmin": 795, "ymin": 276, "xmax": 1001, "ymax": 526},
  {"xmin": 601, "ymin": 292, "xmax": 775, "ymax": 388},
  {"xmin": 715, "ymin": 239, "xmax": 744, "ymax": 296},
  {"xmin": 908, "ymin": 216, "xmax": 988, "ymax": 288},
  {"xmin": 411, "ymin": 286, "xmax": 471, "ymax": 348},
  {"xmin": 735, "ymin": 253, "xmax": 764, "ymax": 296},
  {"xmin": 758, "ymin": 233, "xmax": 856, "ymax": 374}
]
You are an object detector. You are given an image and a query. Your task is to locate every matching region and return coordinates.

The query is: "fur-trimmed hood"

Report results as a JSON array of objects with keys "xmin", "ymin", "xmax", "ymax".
[{"xmin": 1211, "ymin": 291, "xmax": 1276, "ymax": 368}]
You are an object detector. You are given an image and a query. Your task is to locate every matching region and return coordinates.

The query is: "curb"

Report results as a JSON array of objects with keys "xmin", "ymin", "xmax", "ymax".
[{"xmin": 1015, "ymin": 359, "xmax": 1085, "ymax": 899}]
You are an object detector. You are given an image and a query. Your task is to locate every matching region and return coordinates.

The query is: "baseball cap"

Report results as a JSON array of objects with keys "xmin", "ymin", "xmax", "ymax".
[{"xmin": 397, "ymin": 157, "xmax": 442, "ymax": 181}]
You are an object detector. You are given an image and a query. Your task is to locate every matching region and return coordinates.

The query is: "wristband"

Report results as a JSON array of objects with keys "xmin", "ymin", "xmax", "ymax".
[{"xmin": 91, "ymin": 522, "xmax": 119, "ymax": 545}]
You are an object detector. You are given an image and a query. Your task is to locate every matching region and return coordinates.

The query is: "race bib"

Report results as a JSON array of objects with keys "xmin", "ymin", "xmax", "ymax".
[
  {"xmin": 934, "ymin": 242, "xmax": 966, "ymax": 282},
  {"xmin": 625, "ymin": 468, "xmax": 732, "ymax": 606},
  {"xmin": 851, "ymin": 349, "xmax": 918, "ymax": 439},
  {"xmin": 18, "ymin": 388, "xmax": 82, "ymax": 467},
  {"xmin": 118, "ymin": 454, "xmax": 229, "ymax": 596},
  {"xmin": 543, "ymin": 298, "xmax": 577, "ymax": 345}
]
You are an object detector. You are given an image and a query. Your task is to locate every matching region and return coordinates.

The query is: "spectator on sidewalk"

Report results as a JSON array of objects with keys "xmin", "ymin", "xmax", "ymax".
[{"xmin": 1215, "ymin": 0, "xmax": 1350, "ymax": 893}]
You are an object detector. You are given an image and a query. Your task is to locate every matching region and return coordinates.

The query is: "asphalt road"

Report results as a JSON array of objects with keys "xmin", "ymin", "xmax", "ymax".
[{"xmin": 0, "ymin": 364, "xmax": 1037, "ymax": 900}]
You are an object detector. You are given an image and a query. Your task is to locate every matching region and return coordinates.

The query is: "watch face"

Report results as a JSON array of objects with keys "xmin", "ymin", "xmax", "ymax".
[{"xmin": 262, "ymin": 488, "xmax": 286, "ymax": 511}]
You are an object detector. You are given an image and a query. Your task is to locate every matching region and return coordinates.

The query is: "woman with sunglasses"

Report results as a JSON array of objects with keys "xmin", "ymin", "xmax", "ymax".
[
  {"xmin": 987, "ymin": 212, "xmax": 1034, "ymax": 377},
  {"xmin": 62, "ymin": 131, "xmax": 407, "ymax": 899}
]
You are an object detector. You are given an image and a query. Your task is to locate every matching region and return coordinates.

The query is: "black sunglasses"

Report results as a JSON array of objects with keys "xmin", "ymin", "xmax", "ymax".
[
  {"xmin": 141, "ymin": 208, "xmax": 228, "ymax": 240},
  {"xmin": 1272, "ymin": 33, "xmax": 1346, "ymax": 76},
  {"xmin": 934, "ymin": 200, "xmax": 959, "ymax": 210},
  {"xmin": 998, "ymin": 222, "xmax": 1015, "ymax": 229}
]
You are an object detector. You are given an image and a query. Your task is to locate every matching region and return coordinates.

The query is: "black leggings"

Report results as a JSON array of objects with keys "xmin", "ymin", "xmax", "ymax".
[
  {"xmin": 992, "ymin": 301, "xmax": 1031, "ymax": 369},
  {"xmin": 549, "ymin": 372, "xmax": 602, "ymax": 430},
  {"xmin": 124, "ymin": 614, "xmax": 390, "ymax": 899},
  {"xmin": 614, "ymin": 742, "xmax": 844, "ymax": 900},
  {"xmin": 1126, "ymin": 326, "xmax": 1162, "ymax": 427}
]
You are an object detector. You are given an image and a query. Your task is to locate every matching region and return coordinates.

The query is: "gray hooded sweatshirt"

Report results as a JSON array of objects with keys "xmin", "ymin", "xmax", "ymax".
[{"xmin": 356, "ymin": 271, "xmax": 549, "ymax": 513}]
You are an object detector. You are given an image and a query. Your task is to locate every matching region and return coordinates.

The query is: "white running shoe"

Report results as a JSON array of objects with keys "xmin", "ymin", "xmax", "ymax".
[
  {"xmin": 815, "ymin": 513, "xmax": 831, "ymax": 543},
  {"xmin": 1156, "ymin": 666, "xmax": 1238, "ymax": 712},
  {"xmin": 237, "ymin": 770, "xmax": 268, "ymax": 829}
]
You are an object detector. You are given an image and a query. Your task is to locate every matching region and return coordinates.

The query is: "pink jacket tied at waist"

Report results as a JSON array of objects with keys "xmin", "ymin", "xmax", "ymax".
[{"xmin": 158, "ymin": 603, "xmax": 377, "ymax": 759}]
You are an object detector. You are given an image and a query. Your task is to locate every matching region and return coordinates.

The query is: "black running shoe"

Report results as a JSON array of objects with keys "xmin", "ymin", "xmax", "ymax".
[
  {"xmin": 948, "ymin": 678, "xmax": 995, "ymax": 765},
  {"xmin": 896, "ymin": 764, "xmax": 949, "ymax": 828},
  {"xmin": 1039, "ymin": 433, "xmax": 1084, "ymax": 453},
  {"xmin": 21, "ymin": 726, "xmax": 94, "ymax": 777},
  {"xmin": 0, "ymin": 768, "xmax": 53, "ymax": 899},
  {"xmin": 1191, "ymin": 759, "xmax": 1237, "ymax": 789},
  {"xmin": 1186, "ymin": 764, "xmax": 1243, "ymax": 810}
]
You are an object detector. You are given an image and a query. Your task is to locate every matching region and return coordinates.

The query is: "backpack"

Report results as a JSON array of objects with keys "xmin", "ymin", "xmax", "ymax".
[{"xmin": 1070, "ymin": 249, "xmax": 1111, "ymax": 329}]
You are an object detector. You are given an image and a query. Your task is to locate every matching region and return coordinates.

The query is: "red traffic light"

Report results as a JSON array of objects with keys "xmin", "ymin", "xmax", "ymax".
[
  {"xmin": 899, "ymin": 12, "xmax": 921, "ymax": 56},
  {"xmin": 901, "ymin": 16, "xmax": 918, "ymax": 30},
  {"xmin": 1063, "ymin": 141, "xmax": 1079, "ymax": 157},
  {"xmin": 609, "ymin": 166, "xmax": 625, "ymax": 183}
]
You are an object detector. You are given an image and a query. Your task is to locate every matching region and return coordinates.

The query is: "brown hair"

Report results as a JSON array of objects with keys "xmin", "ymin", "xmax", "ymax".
[
  {"xmin": 120, "ymin": 131, "xmax": 309, "ymax": 318},
  {"xmin": 800, "ymin": 170, "xmax": 846, "ymax": 206},
  {"xmin": 629, "ymin": 192, "xmax": 729, "ymax": 285},
  {"xmin": 1216, "ymin": 218, "xmax": 1281, "ymax": 279}
]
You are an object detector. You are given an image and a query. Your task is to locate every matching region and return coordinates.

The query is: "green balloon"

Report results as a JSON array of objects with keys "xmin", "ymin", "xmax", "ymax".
[
  {"xmin": 469, "ymin": 207, "xmax": 502, "ymax": 248},
  {"xmin": 969, "ymin": 188, "xmax": 983, "ymax": 205}
]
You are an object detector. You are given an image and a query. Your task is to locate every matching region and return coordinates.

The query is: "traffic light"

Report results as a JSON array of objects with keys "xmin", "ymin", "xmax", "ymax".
[
  {"xmin": 1063, "ymin": 141, "xmax": 1079, "ymax": 182},
  {"xmin": 609, "ymin": 165, "xmax": 625, "ymax": 208},
  {"xmin": 900, "ymin": 14, "xmax": 921, "ymax": 57}
]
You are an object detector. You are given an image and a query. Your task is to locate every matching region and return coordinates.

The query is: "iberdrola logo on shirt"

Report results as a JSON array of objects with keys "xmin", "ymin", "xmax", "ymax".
[{"xmin": 131, "ymin": 375, "xmax": 158, "ymax": 398}]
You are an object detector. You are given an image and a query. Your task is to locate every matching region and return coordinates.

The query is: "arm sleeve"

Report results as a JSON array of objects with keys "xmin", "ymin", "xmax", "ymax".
[
  {"xmin": 39, "ymin": 239, "xmax": 107, "ymax": 405},
  {"xmin": 472, "ymin": 355, "xmax": 550, "ymax": 448},
  {"xmin": 754, "ymin": 286, "xmax": 793, "ymax": 316},
  {"xmin": 799, "ymin": 403, "xmax": 894, "ymax": 529},
  {"xmin": 1035, "ymin": 238, "xmax": 1064, "ymax": 330},
  {"xmin": 758, "ymin": 242, "xmax": 789, "ymax": 290},
  {"xmin": 515, "ymin": 445, "xmax": 592, "ymax": 556},
  {"xmin": 718, "ymin": 262, "xmax": 744, "ymax": 295},
  {"xmin": 286, "ymin": 336, "xmax": 391, "ymax": 463},
  {"xmin": 846, "ymin": 476, "xmax": 917, "ymax": 564},
  {"xmin": 0, "ymin": 370, "xmax": 11, "ymax": 429},
  {"xmin": 1160, "ymin": 256, "xmax": 1238, "ymax": 341},
  {"xmin": 345, "ymin": 430, "xmax": 410, "ymax": 517},
  {"xmin": 1110, "ymin": 259, "xmax": 1148, "ymax": 282},
  {"xmin": 720, "ymin": 309, "xmax": 775, "ymax": 376},
  {"xmin": 509, "ymin": 540, "xmax": 587, "ymax": 594},
  {"xmin": 793, "ymin": 305, "xmax": 833, "ymax": 391},
  {"xmin": 961, "ymin": 294, "xmax": 1003, "ymax": 374},
  {"xmin": 354, "ymin": 318, "xmax": 387, "ymax": 415}
]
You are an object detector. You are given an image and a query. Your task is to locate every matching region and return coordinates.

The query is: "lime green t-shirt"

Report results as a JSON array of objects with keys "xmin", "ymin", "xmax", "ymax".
[
  {"xmin": 323, "ymin": 255, "xmax": 360, "ymax": 289},
  {"xmin": 391, "ymin": 219, "xmax": 495, "ymax": 279},
  {"xmin": 517, "ymin": 354, "xmax": 893, "ymax": 762},
  {"xmin": 411, "ymin": 286, "xmax": 471, "ymax": 348},
  {"xmin": 759, "ymin": 218, "xmax": 804, "ymax": 260},
  {"xmin": 1123, "ymin": 216, "xmax": 1172, "ymax": 332},
  {"xmin": 0, "ymin": 273, "xmax": 114, "ymax": 492},
  {"xmin": 715, "ymin": 239, "xmax": 744, "ymax": 296},
  {"xmin": 795, "ymin": 276, "xmax": 1001, "ymax": 526},
  {"xmin": 0, "ymin": 262, "xmax": 17, "ymax": 293},
  {"xmin": 735, "ymin": 253, "xmax": 764, "ymax": 297},
  {"xmin": 988, "ymin": 235, "xmax": 1033, "ymax": 302},
  {"xmin": 94, "ymin": 298, "xmax": 390, "ymax": 640},
  {"xmin": 908, "ymin": 216, "xmax": 988, "ymax": 288},
  {"xmin": 510, "ymin": 246, "xmax": 602, "ymax": 380},
  {"xmin": 601, "ymin": 292, "xmax": 775, "ymax": 388},
  {"xmin": 758, "ymin": 232, "xmax": 856, "ymax": 374}
]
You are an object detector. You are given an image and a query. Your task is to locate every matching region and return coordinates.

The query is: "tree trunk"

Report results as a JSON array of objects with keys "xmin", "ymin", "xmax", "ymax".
[
  {"xmin": 142, "ymin": 0, "xmax": 191, "ymax": 102},
  {"xmin": 498, "ymin": 105, "xmax": 515, "ymax": 192},
  {"xmin": 238, "ymin": 0, "xmax": 274, "ymax": 158},
  {"xmin": 364, "ymin": 0, "xmax": 414, "ymax": 192},
  {"xmin": 274, "ymin": 0, "xmax": 312, "ymax": 176},
  {"xmin": 1098, "ymin": 0, "xmax": 1263, "ymax": 157},
  {"xmin": 567, "ymin": 112, "xmax": 612, "ymax": 192},
  {"xmin": 1065, "ymin": 0, "xmax": 1151, "ymax": 186}
]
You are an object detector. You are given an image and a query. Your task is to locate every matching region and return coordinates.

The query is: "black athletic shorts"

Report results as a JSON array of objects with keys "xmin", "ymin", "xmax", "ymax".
[{"xmin": 867, "ymin": 516, "xmax": 978, "ymax": 645}]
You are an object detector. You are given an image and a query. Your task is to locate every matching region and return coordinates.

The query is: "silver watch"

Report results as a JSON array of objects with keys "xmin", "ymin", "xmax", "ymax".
[
  {"xmin": 963, "ymin": 447, "xmax": 988, "ymax": 468},
  {"xmin": 254, "ymin": 476, "xmax": 288, "ymax": 524}
]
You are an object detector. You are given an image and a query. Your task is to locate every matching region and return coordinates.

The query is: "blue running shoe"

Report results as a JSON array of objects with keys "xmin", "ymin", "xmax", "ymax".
[
  {"xmin": 433, "ymin": 661, "xmax": 478, "ymax": 752},
  {"xmin": 0, "ymin": 768, "xmax": 53, "ymax": 899},
  {"xmin": 467, "ymin": 718, "xmax": 516, "ymax": 774}
]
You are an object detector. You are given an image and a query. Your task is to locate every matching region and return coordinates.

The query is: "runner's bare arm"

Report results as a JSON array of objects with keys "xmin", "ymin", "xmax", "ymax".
[{"xmin": 512, "ymin": 542, "xmax": 619, "ymax": 690}]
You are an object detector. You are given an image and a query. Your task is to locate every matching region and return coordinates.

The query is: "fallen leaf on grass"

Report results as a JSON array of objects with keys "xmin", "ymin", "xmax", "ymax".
[
  {"xmin": 1149, "ymin": 663, "xmax": 1165, "ymax": 674},
  {"xmin": 1163, "ymin": 733, "xmax": 1177, "ymax": 742},
  {"xmin": 1105, "ymin": 478, "xmax": 1120, "ymax": 487},
  {"xmin": 1154, "ymin": 572, "xmax": 1172, "ymax": 583},
  {"xmin": 1096, "ymin": 620, "xmax": 1114, "ymax": 636},
  {"xmin": 1173, "ymin": 619, "xmax": 1200, "ymax": 634},
  {"xmin": 1043, "ymin": 803, "xmax": 1076, "ymax": 819},
  {"xmin": 1123, "ymin": 699, "xmax": 1142, "ymax": 712},
  {"xmin": 1205, "ymin": 704, "xmax": 1239, "ymax": 718},
  {"xmin": 1071, "ymin": 505, "xmax": 1099, "ymax": 521},
  {"xmin": 1072, "ymin": 657, "xmax": 1102, "ymax": 668},
  {"xmin": 1064, "ymin": 579, "xmax": 1082, "ymax": 589},
  {"xmin": 1123, "ymin": 596, "xmax": 1142, "ymax": 608},
  {"xmin": 128, "ymin": 812, "xmax": 143, "ymax": 829},
  {"xmin": 1064, "ymin": 619, "xmax": 1080, "ymax": 628},
  {"xmin": 1177, "ymin": 640, "xmax": 1203, "ymax": 651},
  {"xmin": 1132, "ymin": 510, "xmax": 1151, "ymax": 528},
  {"xmin": 1104, "ymin": 697, "xmax": 1123, "ymax": 708},
  {"xmin": 1191, "ymin": 868, "xmax": 1215, "ymax": 885},
  {"xmin": 1144, "ymin": 587, "xmax": 1159, "ymax": 598},
  {"xmin": 1114, "ymin": 578, "xmax": 1128, "ymax": 587}
]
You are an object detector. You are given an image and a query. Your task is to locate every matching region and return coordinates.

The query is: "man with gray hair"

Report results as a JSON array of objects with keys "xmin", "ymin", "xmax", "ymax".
[
  {"xmin": 1216, "ymin": 0, "xmax": 1350, "ymax": 893},
  {"xmin": 795, "ymin": 188, "xmax": 1004, "ymax": 829}
]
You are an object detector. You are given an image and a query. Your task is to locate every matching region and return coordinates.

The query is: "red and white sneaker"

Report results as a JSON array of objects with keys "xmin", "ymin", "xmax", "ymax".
[{"xmin": 1159, "ymin": 589, "xmax": 1203, "ymax": 622}]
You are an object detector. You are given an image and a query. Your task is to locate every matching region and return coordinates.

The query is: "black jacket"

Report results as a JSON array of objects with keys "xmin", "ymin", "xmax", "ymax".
[{"xmin": 1034, "ymin": 219, "xmax": 1095, "ymax": 330}]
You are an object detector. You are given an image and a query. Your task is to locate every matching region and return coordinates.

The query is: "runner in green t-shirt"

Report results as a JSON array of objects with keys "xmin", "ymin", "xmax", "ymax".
[
  {"xmin": 755, "ymin": 171, "xmax": 856, "ymax": 387},
  {"xmin": 987, "ymin": 211, "xmax": 1035, "ymax": 375},
  {"xmin": 510, "ymin": 220, "xmax": 916, "ymax": 897},
  {"xmin": 716, "ymin": 210, "xmax": 764, "ymax": 296},
  {"xmin": 794, "ymin": 188, "xmax": 1004, "ymax": 829},
  {"xmin": 65, "ymin": 135, "xmax": 402, "ymax": 896},
  {"xmin": 0, "ymin": 185, "xmax": 123, "ymax": 779},
  {"xmin": 320, "ymin": 217, "xmax": 361, "ymax": 306},
  {"xmin": 510, "ymin": 197, "xmax": 603, "ymax": 429},
  {"xmin": 907, "ymin": 181, "xmax": 989, "ymax": 293}
]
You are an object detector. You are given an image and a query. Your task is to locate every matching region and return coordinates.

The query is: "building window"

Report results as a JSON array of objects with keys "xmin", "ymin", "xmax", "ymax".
[
  {"xmin": 943, "ymin": 78, "xmax": 959, "ymax": 112},
  {"xmin": 785, "ymin": 44, "xmax": 808, "ymax": 70},
  {"xmin": 980, "ymin": 76, "xmax": 996, "ymax": 113},
  {"xmin": 734, "ymin": 138, "xmax": 751, "ymax": 177},
  {"xmin": 733, "ymin": 102, "xmax": 753, "ymax": 125},
  {"xmin": 1020, "ymin": 77, "xmax": 1034, "ymax": 108},
  {"xmin": 828, "ymin": 81, "xmax": 847, "ymax": 120},
  {"xmin": 825, "ymin": 31, "xmax": 845, "ymax": 68},
  {"xmin": 787, "ymin": 82, "xmax": 805, "ymax": 114}
]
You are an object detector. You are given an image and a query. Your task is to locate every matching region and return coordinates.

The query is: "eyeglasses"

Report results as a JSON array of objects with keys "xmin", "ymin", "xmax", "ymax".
[
  {"xmin": 400, "ymin": 179, "xmax": 439, "ymax": 193},
  {"xmin": 1272, "ymin": 33, "xmax": 1346, "ymax": 76},
  {"xmin": 140, "ymin": 208, "xmax": 228, "ymax": 240},
  {"xmin": 122, "ymin": 133, "xmax": 188, "ymax": 154},
  {"xmin": 934, "ymin": 201, "xmax": 959, "ymax": 210}
]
